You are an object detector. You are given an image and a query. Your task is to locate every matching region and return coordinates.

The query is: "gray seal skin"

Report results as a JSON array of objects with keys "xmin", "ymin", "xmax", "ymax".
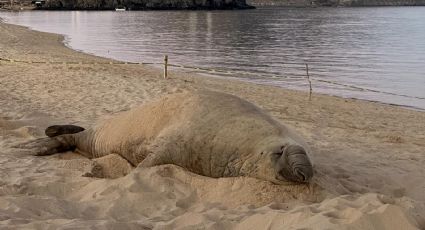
[{"xmin": 27, "ymin": 90, "xmax": 314, "ymax": 184}]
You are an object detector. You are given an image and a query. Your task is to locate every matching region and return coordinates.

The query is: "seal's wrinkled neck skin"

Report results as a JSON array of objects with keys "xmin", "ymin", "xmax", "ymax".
[{"xmin": 249, "ymin": 139, "xmax": 314, "ymax": 184}]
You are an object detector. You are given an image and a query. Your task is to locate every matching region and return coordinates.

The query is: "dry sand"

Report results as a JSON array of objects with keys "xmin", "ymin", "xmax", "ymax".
[{"xmin": 1, "ymin": 21, "xmax": 424, "ymax": 229}]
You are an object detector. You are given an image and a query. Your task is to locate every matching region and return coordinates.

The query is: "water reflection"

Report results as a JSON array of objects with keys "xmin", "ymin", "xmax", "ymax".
[{"xmin": 2, "ymin": 7, "xmax": 425, "ymax": 109}]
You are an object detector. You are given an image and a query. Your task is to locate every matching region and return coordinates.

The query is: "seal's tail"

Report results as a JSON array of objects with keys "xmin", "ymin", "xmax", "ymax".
[
  {"xmin": 45, "ymin": 125, "xmax": 85, "ymax": 137},
  {"xmin": 14, "ymin": 136, "xmax": 76, "ymax": 156}
]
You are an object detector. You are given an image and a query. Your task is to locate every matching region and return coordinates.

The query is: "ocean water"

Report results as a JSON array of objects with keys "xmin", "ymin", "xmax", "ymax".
[{"xmin": 2, "ymin": 7, "xmax": 425, "ymax": 110}]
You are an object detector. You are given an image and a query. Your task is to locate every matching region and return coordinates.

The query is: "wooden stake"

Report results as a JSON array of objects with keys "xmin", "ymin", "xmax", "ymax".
[
  {"xmin": 306, "ymin": 63, "xmax": 312, "ymax": 101},
  {"xmin": 164, "ymin": 55, "xmax": 168, "ymax": 79}
]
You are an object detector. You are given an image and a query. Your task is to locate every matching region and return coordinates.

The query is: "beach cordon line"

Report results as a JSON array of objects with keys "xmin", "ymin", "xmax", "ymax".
[{"xmin": 1, "ymin": 56, "xmax": 423, "ymax": 100}]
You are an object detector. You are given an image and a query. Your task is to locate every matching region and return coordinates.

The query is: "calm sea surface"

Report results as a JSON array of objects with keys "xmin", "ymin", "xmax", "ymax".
[{"xmin": 2, "ymin": 8, "xmax": 425, "ymax": 110}]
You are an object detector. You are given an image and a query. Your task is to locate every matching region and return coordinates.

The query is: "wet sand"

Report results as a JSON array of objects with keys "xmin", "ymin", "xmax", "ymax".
[{"xmin": 1, "ymin": 21, "xmax": 424, "ymax": 229}]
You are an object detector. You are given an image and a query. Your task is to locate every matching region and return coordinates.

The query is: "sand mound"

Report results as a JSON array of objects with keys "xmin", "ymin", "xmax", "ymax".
[{"xmin": 0, "ymin": 153, "xmax": 418, "ymax": 230}]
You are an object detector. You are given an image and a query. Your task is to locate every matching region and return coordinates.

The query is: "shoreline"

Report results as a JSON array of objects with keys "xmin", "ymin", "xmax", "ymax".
[
  {"xmin": 199, "ymin": 71, "xmax": 425, "ymax": 112},
  {"xmin": 1, "ymin": 20, "xmax": 425, "ymax": 229},
  {"xmin": 1, "ymin": 16, "xmax": 423, "ymax": 112}
]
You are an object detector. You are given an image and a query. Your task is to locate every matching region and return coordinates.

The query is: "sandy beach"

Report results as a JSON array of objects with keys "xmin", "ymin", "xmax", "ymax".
[{"xmin": 1, "ymin": 21, "xmax": 425, "ymax": 229}]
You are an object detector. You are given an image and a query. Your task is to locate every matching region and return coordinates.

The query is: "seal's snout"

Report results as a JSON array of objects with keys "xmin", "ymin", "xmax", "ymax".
[
  {"xmin": 286, "ymin": 145, "xmax": 313, "ymax": 182},
  {"xmin": 277, "ymin": 145, "xmax": 313, "ymax": 183}
]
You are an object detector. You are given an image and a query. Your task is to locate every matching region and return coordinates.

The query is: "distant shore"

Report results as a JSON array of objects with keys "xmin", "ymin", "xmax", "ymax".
[
  {"xmin": 246, "ymin": 0, "xmax": 425, "ymax": 7},
  {"xmin": 2, "ymin": 0, "xmax": 425, "ymax": 11},
  {"xmin": 1, "ymin": 20, "xmax": 424, "ymax": 229},
  {"xmin": 0, "ymin": 0, "xmax": 255, "ymax": 10}
]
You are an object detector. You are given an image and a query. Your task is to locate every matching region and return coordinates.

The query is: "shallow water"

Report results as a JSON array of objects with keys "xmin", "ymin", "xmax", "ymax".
[{"xmin": 2, "ymin": 7, "xmax": 425, "ymax": 109}]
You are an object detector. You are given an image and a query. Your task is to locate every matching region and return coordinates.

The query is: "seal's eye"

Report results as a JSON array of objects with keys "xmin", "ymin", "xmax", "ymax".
[
  {"xmin": 273, "ymin": 150, "xmax": 284, "ymax": 157},
  {"xmin": 261, "ymin": 145, "xmax": 287, "ymax": 158},
  {"xmin": 273, "ymin": 145, "xmax": 286, "ymax": 157}
]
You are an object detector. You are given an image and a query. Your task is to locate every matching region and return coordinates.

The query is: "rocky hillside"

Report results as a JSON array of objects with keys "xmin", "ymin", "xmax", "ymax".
[
  {"xmin": 39, "ymin": 0, "xmax": 254, "ymax": 9},
  {"xmin": 246, "ymin": 0, "xmax": 425, "ymax": 6},
  {"xmin": 346, "ymin": 0, "xmax": 425, "ymax": 6}
]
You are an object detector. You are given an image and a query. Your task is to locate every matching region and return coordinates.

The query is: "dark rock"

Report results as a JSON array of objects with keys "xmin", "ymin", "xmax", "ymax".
[{"xmin": 39, "ymin": 0, "xmax": 255, "ymax": 10}]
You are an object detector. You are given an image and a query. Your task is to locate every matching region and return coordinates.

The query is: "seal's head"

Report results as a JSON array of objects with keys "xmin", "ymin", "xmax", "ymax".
[{"xmin": 252, "ymin": 141, "xmax": 314, "ymax": 184}]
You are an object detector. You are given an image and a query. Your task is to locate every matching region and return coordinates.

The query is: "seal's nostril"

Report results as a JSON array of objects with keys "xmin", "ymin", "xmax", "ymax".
[
  {"xmin": 294, "ymin": 168, "xmax": 309, "ymax": 182},
  {"xmin": 299, "ymin": 171, "xmax": 306, "ymax": 182},
  {"xmin": 295, "ymin": 168, "xmax": 307, "ymax": 182}
]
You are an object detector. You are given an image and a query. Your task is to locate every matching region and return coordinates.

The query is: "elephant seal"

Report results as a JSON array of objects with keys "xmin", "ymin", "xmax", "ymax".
[{"xmin": 25, "ymin": 90, "xmax": 313, "ymax": 183}]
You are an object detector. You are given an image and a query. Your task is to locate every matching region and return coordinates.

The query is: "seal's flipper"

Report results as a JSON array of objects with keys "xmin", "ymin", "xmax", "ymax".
[
  {"xmin": 45, "ymin": 125, "xmax": 85, "ymax": 137},
  {"xmin": 139, "ymin": 150, "xmax": 168, "ymax": 168},
  {"xmin": 15, "ymin": 136, "xmax": 76, "ymax": 156}
]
